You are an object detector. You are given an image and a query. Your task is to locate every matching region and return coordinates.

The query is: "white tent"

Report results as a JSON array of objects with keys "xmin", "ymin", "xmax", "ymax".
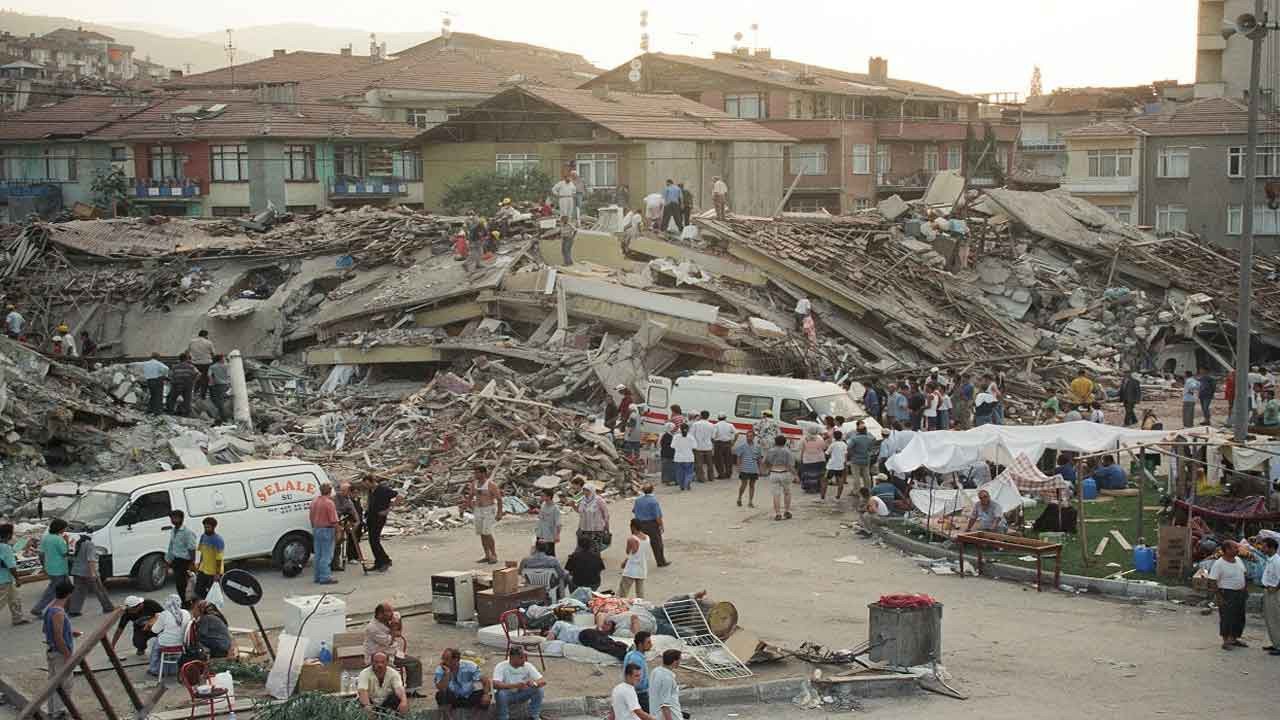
[{"xmin": 885, "ymin": 421, "xmax": 1169, "ymax": 475}]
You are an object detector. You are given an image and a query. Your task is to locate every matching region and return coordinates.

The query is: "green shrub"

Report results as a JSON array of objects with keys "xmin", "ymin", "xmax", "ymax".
[{"xmin": 440, "ymin": 168, "xmax": 553, "ymax": 216}]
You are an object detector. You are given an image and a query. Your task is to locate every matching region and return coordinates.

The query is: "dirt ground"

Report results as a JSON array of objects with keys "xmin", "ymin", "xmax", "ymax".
[{"xmin": 1, "ymin": 417, "xmax": 1276, "ymax": 719}]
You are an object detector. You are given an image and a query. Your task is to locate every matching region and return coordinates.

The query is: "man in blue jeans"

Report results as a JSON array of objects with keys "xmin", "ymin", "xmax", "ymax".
[
  {"xmin": 309, "ymin": 483, "xmax": 339, "ymax": 585},
  {"xmin": 492, "ymin": 646, "xmax": 545, "ymax": 720}
]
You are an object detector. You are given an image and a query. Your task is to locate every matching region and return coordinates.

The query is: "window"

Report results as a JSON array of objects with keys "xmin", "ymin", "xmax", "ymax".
[
  {"xmin": 334, "ymin": 144, "xmax": 365, "ymax": 177},
  {"xmin": 1155, "ymin": 204, "xmax": 1188, "ymax": 232},
  {"xmin": 284, "ymin": 144, "xmax": 315, "ymax": 181},
  {"xmin": 406, "ymin": 108, "xmax": 437, "ymax": 129},
  {"xmin": 646, "ymin": 385, "xmax": 668, "ymax": 408},
  {"xmin": 945, "ymin": 146, "xmax": 962, "ymax": 171},
  {"xmin": 116, "ymin": 490, "xmax": 171, "ymax": 526},
  {"xmin": 941, "ymin": 104, "xmax": 959, "ymax": 121},
  {"xmin": 851, "ymin": 144, "xmax": 871, "ymax": 175},
  {"xmin": 211, "ymin": 206, "xmax": 250, "ymax": 217},
  {"xmin": 851, "ymin": 198, "xmax": 874, "ymax": 211},
  {"xmin": 790, "ymin": 144, "xmax": 828, "ymax": 175},
  {"xmin": 996, "ymin": 147, "xmax": 1009, "ymax": 171},
  {"xmin": 210, "ymin": 144, "xmax": 248, "ymax": 182},
  {"xmin": 0, "ymin": 148, "xmax": 7, "ymax": 180},
  {"xmin": 576, "ymin": 152, "xmax": 618, "ymax": 189},
  {"xmin": 1087, "ymin": 149, "xmax": 1133, "ymax": 177},
  {"xmin": 1097, "ymin": 205, "xmax": 1133, "ymax": 224},
  {"xmin": 1227, "ymin": 146, "xmax": 1280, "ymax": 177},
  {"xmin": 814, "ymin": 94, "xmax": 832, "ymax": 119},
  {"xmin": 734, "ymin": 395, "xmax": 773, "ymax": 419},
  {"xmin": 779, "ymin": 398, "xmax": 808, "ymax": 425},
  {"xmin": 146, "ymin": 146, "xmax": 181, "ymax": 184},
  {"xmin": 876, "ymin": 144, "xmax": 891, "ymax": 174},
  {"xmin": 109, "ymin": 146, "xmax": 128, "ymax": 162},
  {"xmin": 392, "ymin": 149, "xmax": 422, "ymax": 181},
  {"xmin": 1227, "ymin": 205, "xmax": 1280, "ymax": 235},
  {"xmin": 724, "ymin": 93, "xmax": 764, "ymax": 119},
  {"xmin": 287, "ymin": 204, "xmax": 317, "ymax": 214},
  {"xmin": 923, "ymin": 145, "xmax": 939, "ymax": 172},
  {"xmin": 184, "ymin": 481, "xmax": 248, "ymax": 517},
  {"xmin": 495, "ymin": 153, "xmax": 540, "ymax": 176},
  {"xmin": 43, "ymin": 147, "xmax": 77, "ymax": 181},
  {"xmin": 1157, "ymin": 147, "xmax": 1190, "ymax": 178}
]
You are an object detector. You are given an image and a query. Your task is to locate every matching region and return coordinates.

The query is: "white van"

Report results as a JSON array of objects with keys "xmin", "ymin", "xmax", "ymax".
[
  {"xmin": 58, "ymin": 459, "xmax": 328, "ymax": 590},
  {"xmin": 641, "ymin": 371, "xmax": 882, "ymax": 441}
]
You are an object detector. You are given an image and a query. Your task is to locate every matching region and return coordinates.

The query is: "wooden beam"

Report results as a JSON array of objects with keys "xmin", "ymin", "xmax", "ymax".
[{"xmin": 19, "ymin": 609, "xmax": 124, "ymax": 720}]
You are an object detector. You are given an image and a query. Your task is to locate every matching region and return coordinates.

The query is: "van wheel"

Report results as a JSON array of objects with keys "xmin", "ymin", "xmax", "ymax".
[
  {"xmin": 272, "ymin": 532, "xmax": 312, "ymax": 569},
  {"xmin": 135, "ymin": 554, "xmax": 167, "ymax": 592}
]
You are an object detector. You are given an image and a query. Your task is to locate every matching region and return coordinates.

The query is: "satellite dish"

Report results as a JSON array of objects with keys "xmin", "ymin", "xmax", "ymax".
[
  {"xmin": 628, "ymin": 69, "xmax": 642, "ymax": 83},
  {"xmin": 630, "ymin": 59, "xmax": 642, "ymax": 71}
]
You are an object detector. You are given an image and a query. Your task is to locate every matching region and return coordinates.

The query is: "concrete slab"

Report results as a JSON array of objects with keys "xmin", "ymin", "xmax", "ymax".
[
  {"xmin": 559, "ymin": 276, "xmax": 719, "ymax": 324},
  {"xmin": 629, "ymin": 235, "xmax": 766, "ymax": 286},
  {"xmin": 877, "ymin": 194, "xmax": 910, "ymax": 221},
  {"xmin": 539, "ymin": 230, "xmax": 631, "ymax": 269},
  {"xmin": 923, "ymin": 170, "xmax": 964, "ymax": 208}
]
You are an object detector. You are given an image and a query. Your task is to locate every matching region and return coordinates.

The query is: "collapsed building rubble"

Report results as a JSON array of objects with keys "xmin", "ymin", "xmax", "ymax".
[{"xmin": 0, "ymin": 185, "xmax": 1278, "ymax": 523}]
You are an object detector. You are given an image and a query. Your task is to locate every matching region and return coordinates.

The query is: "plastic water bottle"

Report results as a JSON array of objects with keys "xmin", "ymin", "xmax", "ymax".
[{"xmin": 318, "ymin": 641, "xmax": 332, "ymax": 665}]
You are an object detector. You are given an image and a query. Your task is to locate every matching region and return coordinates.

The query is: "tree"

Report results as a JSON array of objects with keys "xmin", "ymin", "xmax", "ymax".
[
  {"xmin": 1029, "ymin": 66, "xmax": 1043, "ymax": 98},
  {"xmin": 90, "ymin": 167, "xmax": 130, "ymax": 218},
  {"xmin": 439, "ymin": 168, "xmax": 553, "ymax": 215}
]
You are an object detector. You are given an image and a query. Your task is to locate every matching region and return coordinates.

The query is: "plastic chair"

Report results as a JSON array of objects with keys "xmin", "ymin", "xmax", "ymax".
[
  {"xmin": 178, "ymin": 660, "xmax": 232, "ymax": 720},
  {"xmin": 521, "ymin": 567, "xmax": 562, "ymax": 603},
  {"xmin": 157, "ymin": 645, "xmax": 185, "ymax": 686},
  {"xmin": 498, "ymin": 609, "xmax": 547, "ymax": 671}
]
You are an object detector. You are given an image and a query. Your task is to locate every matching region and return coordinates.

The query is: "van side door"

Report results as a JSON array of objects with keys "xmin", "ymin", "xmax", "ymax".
[
  {"xmin": 112, "ymin": 490, "xmax": 173, "ymax": 574},
  {"xmin": 642, "ymin": 376, "xmax": 674, "ymax": 432},
  {"xmin": 181, "ymin": 480, "xmax": 251, "ymax": 561}
]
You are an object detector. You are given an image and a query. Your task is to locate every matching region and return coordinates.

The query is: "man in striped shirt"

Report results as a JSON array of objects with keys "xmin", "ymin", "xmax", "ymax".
[{"xmin": 734, "ymin": 428, "xmax": 762, "ymax": 508}]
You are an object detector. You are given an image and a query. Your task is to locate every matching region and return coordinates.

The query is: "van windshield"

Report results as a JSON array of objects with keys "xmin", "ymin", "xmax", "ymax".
[
  {"xmin": 60, "ymin": 490, "xmax": 129, "ymax": 532},
  {"xmin": 808, "ymin": 393, "xmax": 861, "ymax": 420}
]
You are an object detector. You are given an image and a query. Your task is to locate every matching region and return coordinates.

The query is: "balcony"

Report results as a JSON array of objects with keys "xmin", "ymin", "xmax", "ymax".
[
  {"xmin": 0, "ymin": 180, "xmax": 62, "ymax": 202},
  {"xmin": 330, "ymin": 175, "xmax": 409, "ymax": 198},
  {"xmin": 877, "ymin": 170, "xmax": 937, "ymax": 190},
  {"xmin": 1059, "ymin": 175, "xmax": 1139, "ymax": 195},
  {"xmin": 1018, "ymin": 141, "xmax": 1066, "ymax": 153},
  {"xmin": 134, "ymin": 178, "xmax": 203, "ymax": 200}
]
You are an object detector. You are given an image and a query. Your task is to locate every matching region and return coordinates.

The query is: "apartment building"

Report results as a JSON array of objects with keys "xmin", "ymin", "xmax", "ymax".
[
  {"xmin": 1194, "ymin": 0, "xmax": 1280, "ymax": 101},
  {"xmin": 1063, "ymin": 97, "xmax": 1280, "ymax": 252},
  {"xmin": 0, "ymin": 28, "xmax": 138, "ymax": 81},
  {"xmin": 582, "ymin": 50, "xmax": 1017, "ymax": 213}
]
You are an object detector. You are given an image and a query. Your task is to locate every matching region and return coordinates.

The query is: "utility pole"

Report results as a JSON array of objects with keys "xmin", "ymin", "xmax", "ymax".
[{"xmin": 1228, "ymin": 2, "xmax": 1267, "ymax": 442}]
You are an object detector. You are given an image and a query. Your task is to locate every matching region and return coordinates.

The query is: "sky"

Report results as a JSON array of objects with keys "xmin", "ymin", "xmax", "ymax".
[{"xmin": 7, "ymin": 0, "xmax": 1197, "ymax": 95}]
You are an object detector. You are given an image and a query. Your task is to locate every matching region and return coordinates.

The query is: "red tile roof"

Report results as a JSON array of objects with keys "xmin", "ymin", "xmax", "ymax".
[
  {"xmin": 164, "ymin": 51, "xmax": 375, "ymax": 90},
  {"xmin": 0, "ymin": 94, "xmax": 157, "ymax": 141},
  {"xmin": 592, "ymin": 52, "xmax": 976, "ymax": 103},
  {"xmin": 85, "ymin": 91, "xmax": 418, "ymax": 142},
  {"xmin": 420, "ymin": 86, "xmax": 795, "ymax": 144},
  {"xmin": 1066, "ymin": 97, "xmax": 1280, "ymax": 139},
  {"xmin": 1062, "ymin": 120, "xmax": 1146, "ymax": 139}
]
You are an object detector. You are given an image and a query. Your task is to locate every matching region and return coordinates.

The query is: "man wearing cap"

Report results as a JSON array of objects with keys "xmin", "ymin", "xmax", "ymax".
[
  {"xmin": 4, "ymin": 304, "xmax": 23, "ymax": 338},
  {"xmin": 711, "ymin": 414, "xmax": 736, "ymax": 480},
  {"xmin": 112, "ymin": 595, "xmax": 164, "ymax": 656}
]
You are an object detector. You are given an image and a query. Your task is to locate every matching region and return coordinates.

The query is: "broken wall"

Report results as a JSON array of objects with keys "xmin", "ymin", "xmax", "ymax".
[{"xmin": 727, "ymin": 141, "xmax": 788, "ymax": 217}]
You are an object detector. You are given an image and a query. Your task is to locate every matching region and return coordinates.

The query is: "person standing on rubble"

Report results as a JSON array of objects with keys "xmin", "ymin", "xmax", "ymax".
[
  {"xmin": 617, "ymin": 386, "xmax": 634, "ymax": 429},
  {"xmin": 712, "ymin": 176, "xmax": 729, "ymax": 220},
  {"xmin": 187, "ymin": 330, "xmax": 216, "ymax": 400},
  {"xmin": 679, "ymin": 183, "xmax": 693, "ymax": 227},
  {"xmin": 907, "ymin": 384, "xmax": 926, "ymax": 432},
  {"xmin": 365, "ymin": 476, "xmax": 399, "ymax": 572},
  {"xmin": 711, "ymin": 414, "xmax": 735, "ymax": 479},
  {"xmin": 141, "ymin": 352, "xmax": 169, "ymax": 415},
  {"xmin": 3, "ymin": 304, "xmax": 23, "ymax": 338},
  {"xmin": 552, "ymin": 174, "xmax": 577, "ymax": 221},
  {"xmin": 465, "ymin": 466, "xmax": 503, "ymax": 565},
  {"xmin": 1181, "ymin": 370, "xmax": 1201, "ymax": 428},
  {"xmin": 1070, "ymin": 370, "xmax": 1095, "ymax": 407},
  {"xmin": 863, "ymin": 384, "xmax": 881, "ymax": 426},
  {"xmin": 575, "ymin": 480, "xmax": 611, "ymax": 554},
  {"xmin": 1120, "ymin": 372, "xmax": 1142, "ymax": 426},
  {"xmin": 689, "ymin": 411, "xmax": 716, "ymax": 484},
  {"xmin": 660, "ymin": 179, "xmax": 683, "ymax": 233},
  {"xmin": 207, "ymin": 354, "xmax": 231, "ymax": 423},
  {"xmin": 1198, "ymin": 366, "xmax": 1217, "ymax": 427},
  {"xmin": 166, "ymin": 353, "xmax": 199, "ymax": 417},
  {"xmin": 632, "ymin": 484, "xmax": 668, "ymax": 568},
  {"xmin": 51, "ymin": 324, "xmax": 76, "ymax": 358},
  {"xmin": 793, "ymin": 296, "xmax": 812, "ymax": 331},
  {"xmin": 558, "ymin": 215, "xmax": 577, "ymax": 266}
]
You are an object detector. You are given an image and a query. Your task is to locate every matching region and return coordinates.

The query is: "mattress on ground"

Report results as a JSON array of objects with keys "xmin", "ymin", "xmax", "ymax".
[{"xmin": 475, "ymin": 625, "xmax": 683, "ymax": 665}]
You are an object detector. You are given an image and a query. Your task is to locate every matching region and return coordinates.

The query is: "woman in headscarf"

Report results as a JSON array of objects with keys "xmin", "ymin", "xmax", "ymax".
[
  {"xmin": 659, "ymin": 422, "xmax": 676, "ymax": 486},
  {"xmin": 187, "ymin": 599, "xmax": 231, "ymax": 659},
  {"xmin": 799, "ymin": 427, "xmax": 828, "ymax": 494},
  {"xmin": 147, "ymin": 594, "xmax": 191, "ymax": 677}
]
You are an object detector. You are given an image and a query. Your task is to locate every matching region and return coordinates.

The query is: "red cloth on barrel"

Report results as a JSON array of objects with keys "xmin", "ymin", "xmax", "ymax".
[{"xmin": 877, "ymin": 594, "xmax": 937, "ymax": 608}]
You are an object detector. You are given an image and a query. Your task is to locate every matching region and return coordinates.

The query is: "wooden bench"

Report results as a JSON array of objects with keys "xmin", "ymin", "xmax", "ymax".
[{"xmin": 954, "ymin": 531, "xmax": 1062, "ymax": 592}]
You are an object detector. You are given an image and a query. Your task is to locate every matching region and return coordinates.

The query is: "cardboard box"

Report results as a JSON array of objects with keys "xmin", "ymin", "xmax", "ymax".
[
  {"xmin": 332, "ymin": 631, "xmax": 366, "ymax": 671},
  {"xmin": 1157, "ymin": 525, "xmax": 1191, "ymax": 577},
  {"xmin": 1191, "ymin": 570, "xmax": 1217, "ymax": 592},
  {"xmin": 492, "ymin": 567, "xmax": 520, "ymax": 595},
  {"xmin": 297, "ymin": 661, "xmax": 342, "ymax": 693}
]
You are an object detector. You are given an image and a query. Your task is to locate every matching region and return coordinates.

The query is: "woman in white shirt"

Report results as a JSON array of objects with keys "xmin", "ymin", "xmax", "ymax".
[
  {"xmin": 1209, "ymin": 541, "xmax": 1249, "ymax": 650},
  {"xmin": 923, "ymin": 385, "xmax": 940, "ymax": 430},
  {"xmin": 671, "ymin": 425, "xmax": 696, "ymax": 492},
  {"xmin": 147, "ymin": 594, "xmax": 191, "ymax": 677}
]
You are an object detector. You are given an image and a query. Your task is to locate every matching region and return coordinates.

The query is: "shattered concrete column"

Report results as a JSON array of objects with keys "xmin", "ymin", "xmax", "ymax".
[{"xmin": 228, "ymin": 349, "xmax": 253, "ymax": 430}]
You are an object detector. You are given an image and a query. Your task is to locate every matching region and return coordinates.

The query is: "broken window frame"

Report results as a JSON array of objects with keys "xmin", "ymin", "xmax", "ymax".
[
  {"xmin": 1157, "ymin": 147, "xmax": 1190, "ymax": 178},
  {"xmin": 851, "ymin": 144, "xmax": 871, "ymax": 175},
  {"xmin": 1155, "ymin": 204, "xmax": 1188, "ymax": 233},
  {"xmin": 495, "ymin": 153, "xmax": 540, "ymax": 177},
  {"xmin": 789, "ymin": 144, "xmax": 828, "ymax": 175},
  {"xmin": 210, "ymin": 143, "xmax": 249, "ymax": 183},
  {"xmin": 285, "ymin": 144, "xmax": 316, "ymax": 181},
  {"xmin": 43, "ymin": 145, "xmax": 77, "ymax": 181},
  {"xmin": 923, "ymin": 145, "xmax": 939, "ymax": 173},
  {"xmin": 1086, "ymin": 148, "xmax": 1133, "ymax": 178}
]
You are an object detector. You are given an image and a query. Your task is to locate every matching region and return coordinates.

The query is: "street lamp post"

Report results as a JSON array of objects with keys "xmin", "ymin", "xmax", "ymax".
[{"xmin": 1223, "ymin": 3, "xmax": 1269, "ymax": 442}]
